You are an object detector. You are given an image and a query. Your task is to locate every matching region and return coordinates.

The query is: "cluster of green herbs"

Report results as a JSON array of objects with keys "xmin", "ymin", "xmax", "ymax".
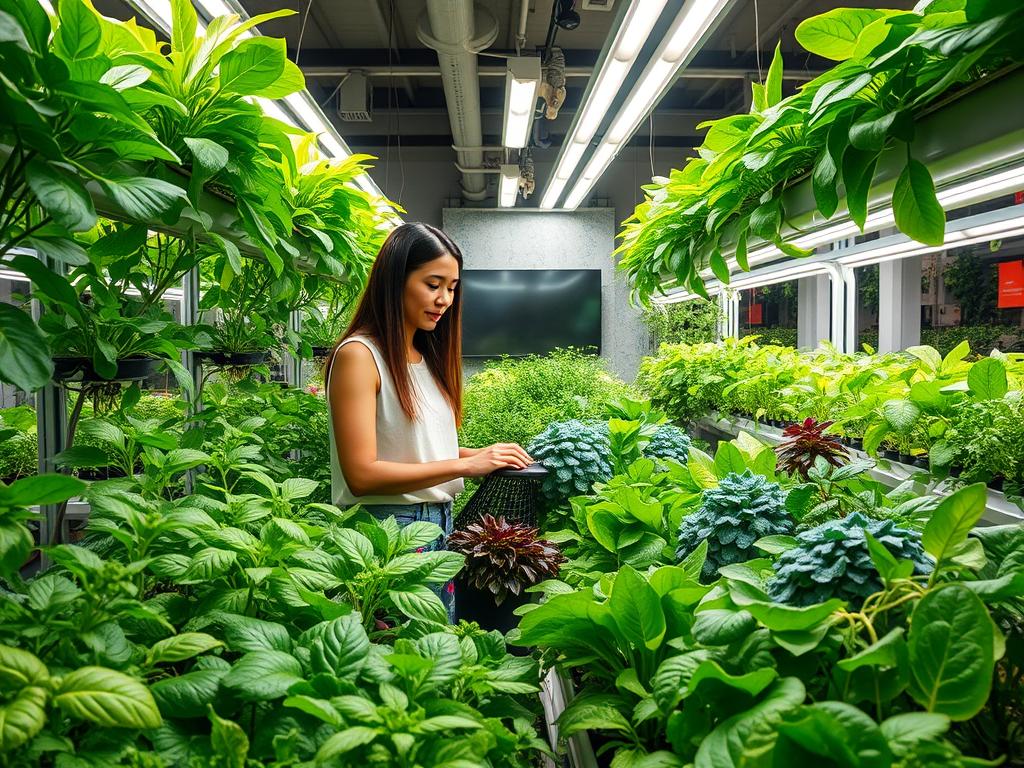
[
  {"xmin": 638, "ymin": 338, "xmax": 1024, "ymax": 502},
  {"xmin": 0, "ymin": 391, "xmax": 550, "ymax": 767},
  {"xmin": 520, "ymin": 396, "xmax": 1024, "ymax": 765}
]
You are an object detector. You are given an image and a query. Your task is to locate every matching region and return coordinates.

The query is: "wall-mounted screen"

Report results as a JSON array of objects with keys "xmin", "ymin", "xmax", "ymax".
[{"xmin": 460, "ymin": 269, "xmax": 602, "ymax": 357}]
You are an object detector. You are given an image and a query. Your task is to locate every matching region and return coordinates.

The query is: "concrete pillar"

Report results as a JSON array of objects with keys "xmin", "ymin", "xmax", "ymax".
[
  {"xmin": 797, "ymin": 275, "xmax": 831, "ymax": 350},
  {"xmin": 878, "ymin": 256, "xmax": 922, "ymax": 353}
]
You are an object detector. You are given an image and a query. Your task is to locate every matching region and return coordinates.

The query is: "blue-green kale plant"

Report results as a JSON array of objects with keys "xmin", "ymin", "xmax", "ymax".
[
  {"xmin": 677, "ymin": 469, "xmax": 793, "ymax": 582},
  {"xmin": 643, "ymin": 424, "xmax": 692, "ymax": 465},
  {"xmin": 528, "ymin": 420, "xmax": 612, "ymax": 504},
  {"xmin": 767, "ymin": 512, "xmax": 933, "ymax": 607}
]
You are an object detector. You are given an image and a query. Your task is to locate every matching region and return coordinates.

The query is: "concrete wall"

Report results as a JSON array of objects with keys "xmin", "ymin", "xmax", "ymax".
[
  {"xmin": 355, "ymin": 143, "xmax": 688, "ymax": 382},
  {"xmin": 442, "ymin": 208, "xmax": 647, "ymax": 382}
]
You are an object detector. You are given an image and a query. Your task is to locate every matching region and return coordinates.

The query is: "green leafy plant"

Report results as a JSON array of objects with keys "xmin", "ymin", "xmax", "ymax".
[
  {"xmin": 528, "ymin": 419, "xmax": 613, "ymax": 505},
  {"xmin": 641, "ymin": 299, "xmax": 722, "ymax": 346},
  {"xmin": 460, "ymin": 349, "xmax": 632, "ymax": 450},
  {"xmin": 616, "ymin": 1, "xmax": 1024, "ymax": 302},
  {"xmin": 767, "ymin": 511, "xmax": 932, "ymax": 607},
  {"xmin": 677, "ymin": 469, "xmax": 793, "ymax": 582}
]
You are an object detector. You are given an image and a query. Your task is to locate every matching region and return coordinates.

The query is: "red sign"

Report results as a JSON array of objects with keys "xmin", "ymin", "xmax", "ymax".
[
  {"xmin": 748, "ymin": 303, "xmax": 764, "ymax": 325},
  {"xmin": 998, "ymin": 260, "xmax": 1024, "ymax": 308}
]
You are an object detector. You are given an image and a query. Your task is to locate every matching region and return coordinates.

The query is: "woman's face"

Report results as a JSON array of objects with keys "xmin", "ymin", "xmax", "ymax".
[{"xmin": 404, "ymin": 254, "xmax": 460, "ymax": 332}]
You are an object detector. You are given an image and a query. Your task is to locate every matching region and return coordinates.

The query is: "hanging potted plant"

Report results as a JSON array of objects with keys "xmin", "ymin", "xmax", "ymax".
[{"xmin": 448, "ymin": 513, "xmax": 565, "ymax": 633}]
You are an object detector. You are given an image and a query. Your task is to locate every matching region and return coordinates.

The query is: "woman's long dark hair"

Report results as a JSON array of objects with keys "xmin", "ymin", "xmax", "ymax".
[{"xmin": 326, "ymin": 222, "xmax": 464, "ymax": 425}]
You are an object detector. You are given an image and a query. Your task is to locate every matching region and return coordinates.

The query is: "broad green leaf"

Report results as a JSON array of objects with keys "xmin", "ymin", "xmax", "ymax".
[
  {"xmin": 907, "ymin": 585, "xmax": 994, "ymax": 720},
  {"xmin": 714, "ymin": 441, "xmax": 747, "ymax": 477},
  {"xmin": 0, "ymin": 684, "xmax": 47, "ymax": 751},
  {"xmin": 754, "ymin": 535, "xmax": 798, "ymax": 555},
  {"xmin": 170, "ymin": 0, "xmax": 197, "ymax": 53},
  {"xmin": 693, "ymin": 609, "xmax": 756, "ymax": 646},
  {"xmin": 880, "ymin": 712, "xmax": 951, "ymax": 753},
  {"xmin": 101, "ymin": 177, "xmax": 188, "ymax": 221},
  {"xmin": 684, "ymin": 660, "xmax": 778, "ymax": 701},
  {"xmin": 0, "ymin": 521, "xmax": 34, "ymax": 579},
  {"xmin": 882, "ymin": 399, "xmax": 920, "ymax": 433},
  {"xmin": 837, "ymin": 627, "xmax": 907, "ymax": 671},
  {"xmin": 967, "ymin": 357, "xmax": 1007, "ymax": 400},
  {"xmin": 610, "ymin": 565, "xmax": 666, "ymax": 651},
  {"xmin": 0, "ymin": 644, "xmax": 48, "ymax": 687},
  {"xmin": 54, "ymin": 0, "xmax": 101, "ymax": 60},
  {"xmin": 25, "ymin": 159, "xmax": 96, "ymax": 232},
  {"xmin": 1, "ymin": 474, "xmax": 85, "ymax": 508},
  {"xmin": 316, "ymin": 726, "xmax": 378, "ymax": 759},
  {"xmin": 283, "ymin": 695, "xmax": 342, "ymax": 726},
  {"xmin": 147, "ymin": 633, "xmax": 222, "ymax": 665},
  {"xmin": 219, "ymin": 36, "xmax": 287, "ymax": 95},
  {"xmin": 218, "ymin": 614, "xmax": 292, "ymax": 653},
  {"xmin": 0, "ymin": 304, "xmax": 54, "ymax": 392},
  {"xmin": 557, "ymin": 693, "xmax": 632, "ymax": 737},
  {"xmin": 54, "ymin": 667, "xmax": 162, "ymax": 728},
  {"xmin": 774, "ymin": 701, "xmax": 893, "ymax": 765},
  {"xmin": 151, "ymin": 669, "xmax": 227, "ymax": 718},
  {"xmin": 841, "ymin": 147, "xmax": 879, "ymax": 230},
  {"xmin": 389, "ymin": 585, "xmax": 447, "ymax": 624},
  {"xmin": 922, "ymin": 484, "xmax": 986, "ymax": 566},
  {"xmin": 221, "ymin": 651, "xmax": 304, "ymax": 701},
  {"xmin": 306, "ymin": 614, "xmax": 369, "ymax": 679},
  {"xmin": 764, "ymin": 43, "xmax": 784, "ymax": 107},
  {"xmin": 694, "ymin": 677, "xmax": 806, "ymax": 767},
  {"xmin": 184, "ymin": 136, "xmax": 229, "ymax": 176},
  {"xmin": 893, "ymin": 159, "xmax": 945, "ymax": 247},
  {"xmin": 795, "ymin": 8, "xmax": 890, "ymax": 59},
  {"xmin": 209, "ymin": 707, "xmax": 248, "ymax": 768}
]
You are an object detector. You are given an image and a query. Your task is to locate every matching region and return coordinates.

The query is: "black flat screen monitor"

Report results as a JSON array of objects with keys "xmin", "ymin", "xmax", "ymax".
[{"xmin": 460, "ymin": 269, "xmax": 602, "ymax": 357}]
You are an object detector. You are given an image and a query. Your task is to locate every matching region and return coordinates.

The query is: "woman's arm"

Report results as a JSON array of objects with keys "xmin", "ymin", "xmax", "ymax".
[
  {"xmin": 330, "ymin": 342, "xmax": 470, "ymax": 497},
  {"xmin": 459, "ymin": 447, "xmax": 483, "ymax": 458}
]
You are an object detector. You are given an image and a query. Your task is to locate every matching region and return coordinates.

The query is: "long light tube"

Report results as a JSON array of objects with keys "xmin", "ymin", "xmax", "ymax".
[
  {"xmin": 498, "ymin": 165, "xmax": 520, "ymax": 208},
  {"xmin": 732, "ymin": 164, "xmax": 1024, "ymax": 271},
  {"xmin": 656, "ymin": 205, "xmax": 1024, "ymax": 305},
  {"xmin": 502, "ymin": 57, "xmax": 541, "ymax": 149},
  {"xmin": 539, "ymin": 0, "xmax": 669, "ymax": 209},
  {"xmin": 561, "ymin": 0, "xmax": 734, "ymax": 210}
]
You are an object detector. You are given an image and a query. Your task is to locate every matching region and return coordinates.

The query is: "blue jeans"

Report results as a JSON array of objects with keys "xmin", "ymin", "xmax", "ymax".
[{"xmin": 361, "ymin": 501, "xmax": 455, "ymax": 623}]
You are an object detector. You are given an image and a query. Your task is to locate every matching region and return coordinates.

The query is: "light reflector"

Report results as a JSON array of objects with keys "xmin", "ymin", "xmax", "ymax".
[
  {"xmin": 499, "ymin": 165, "xmax": 520, "ymax": 208},
  {"xmin": 502, "ymin": 57, "xmax": 541, "ymax": 149}
]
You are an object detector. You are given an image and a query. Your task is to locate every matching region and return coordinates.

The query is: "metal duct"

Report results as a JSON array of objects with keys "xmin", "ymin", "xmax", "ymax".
[{"xmin": 418, "ymin": 1, "xmax": 498, "ymax": 203}]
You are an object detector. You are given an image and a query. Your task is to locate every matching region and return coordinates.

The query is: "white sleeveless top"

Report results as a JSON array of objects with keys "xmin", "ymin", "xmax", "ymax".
[{"xmin": 327, "ymin": 335, "xmax": 464, "ymax": 506}]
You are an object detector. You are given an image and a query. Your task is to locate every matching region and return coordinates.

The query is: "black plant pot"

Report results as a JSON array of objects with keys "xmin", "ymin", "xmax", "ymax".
[
  {"xmin": 899, "ymin": 453, "xmax": 915, "ymax": 466},
  {"xmin": 988, "ymin": 475, "xmax": 1005, "ymax": 492},
  {"xmin": 850, "ymin": 437, "xmax": 864, "ymax": 451},
  {"xmin": 880, "ymin": 449, "xmax": 900, "ymax": 461},
  {"xmin": 196, "ymin": 350, "xmax": 271, "ymax": 366},
  {"xmin": 454, "ymin": 580, "xmax": 531, "ymax": 637},
  {"xmin": 53, "ymin": 356, "xmax": 160, "ymax": 383},
  {"xmin": 949, "ymin": 464, "xmax": 964, "ymax": 478},
  {"xmin": 310, "ymin": 345, "xmax": 332, "ymax": 358},
  {"xmin": 912, "ymin": 455, "xmax": 930, "ymax": 469}
]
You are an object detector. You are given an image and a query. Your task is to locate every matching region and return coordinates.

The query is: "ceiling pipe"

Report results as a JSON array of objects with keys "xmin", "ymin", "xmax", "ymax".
[
  {"xmin": 418, "ymin": 1, "xmax": 499, "ymax": 203},
  {"xmin": 515, "ymin": 0, "xmax": 529, "ymax": 54}
]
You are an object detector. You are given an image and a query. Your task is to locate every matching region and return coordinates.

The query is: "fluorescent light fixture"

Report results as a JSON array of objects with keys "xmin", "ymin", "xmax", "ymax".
[
  {"xmin": 539, "ymin": 0, "xmax": 669, "ymax": 208},
  {"xmin": 540, "ymin": 177, "xmax": 570, "ymax": 209},
  {"xmin": 726, "ymin": 162, "xmax": 1024, "ymax": 273},
  {"xmin": 502, "ymin": 57, "xmax": 541, "ymax": 149},
  {"xmin": 498, "ymin": 165, "xmax": 520, "ymax": 208},
  {"xmin": 562, "ymin": 0, "xmax": 734, "ymax": 210}
]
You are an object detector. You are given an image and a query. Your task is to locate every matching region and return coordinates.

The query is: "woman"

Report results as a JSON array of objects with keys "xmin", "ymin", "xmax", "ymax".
[{"xmin": 325, "ymin": 222, "xmax": 533, "ymax": 622}]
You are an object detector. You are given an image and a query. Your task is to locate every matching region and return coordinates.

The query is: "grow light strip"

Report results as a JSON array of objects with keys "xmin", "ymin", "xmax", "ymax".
[
  {"xmin": 735, "ymin": 163, "xmax": 1024, "ymax": 271},
  {"xmin": 654, "ymin": 206, "xmax": 1024, "ymax": 304},
  {"xmin": 539, "ymin": 0, "xmax": 670, "ymax": 209},
  {"xmin": 561, "ymin": 0, "xmax": 735, "ymax": 211}
]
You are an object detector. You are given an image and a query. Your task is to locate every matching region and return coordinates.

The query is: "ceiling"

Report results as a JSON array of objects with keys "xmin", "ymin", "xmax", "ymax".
[{"xmin": 92, "ymin": 0, "xmax": 917, "ymax": 203}]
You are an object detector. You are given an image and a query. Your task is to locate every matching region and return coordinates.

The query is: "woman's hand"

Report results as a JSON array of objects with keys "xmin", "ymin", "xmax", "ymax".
[{"xmin": 459, "ymin": 443, "xmax": 534, "ymax": 477}]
